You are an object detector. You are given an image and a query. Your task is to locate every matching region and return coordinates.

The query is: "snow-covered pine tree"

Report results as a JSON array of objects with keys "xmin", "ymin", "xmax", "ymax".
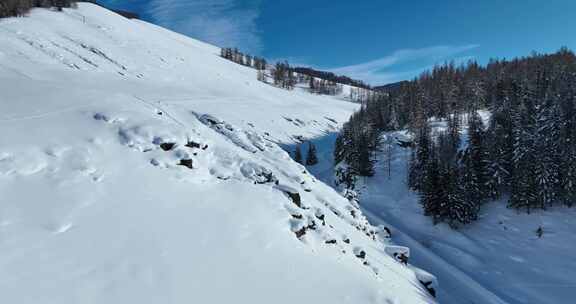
[
  {"xmin": 533, "ymin": 97, "xmax": 561, "ymax": 209},
  {"xmin": 445, "ymin": 163, "xmax": 478, "ymax": 228},
  {"xmin": 558, "ymin": 80, "xmax": 576, "ymax": 206},
  {"xmin": 485, "ymin": 93, "xmax": 515, "ymax": 199},
  {"xmin": 509, "ymin": 86, "xmax": 539, "ymax": 212},
  {"xmin": 408, "ymin": 121, "xmax": 431, "ymax": 190},
  {"xmin": 463, "ymin": 109, "xmax": 489, "ymax": 205},
  {"xmin": 421, "ymin": 154, "xmax": 443, "ymax": 222}
]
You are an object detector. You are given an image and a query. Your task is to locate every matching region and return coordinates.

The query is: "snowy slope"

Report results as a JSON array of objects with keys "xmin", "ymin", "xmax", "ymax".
[
  {"xmin": 0, "ymin": 4, "xmax": 434, "ymax": 304},
  {"xmin": 311, "ymin": 116, "xmax": 576, "ymax": 304}
]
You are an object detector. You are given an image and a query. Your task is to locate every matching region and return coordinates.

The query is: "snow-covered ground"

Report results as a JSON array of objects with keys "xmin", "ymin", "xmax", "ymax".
[
  {"xmin": 0, "ymin": 4, "xmax": 435, "ymax": 304},
  {"xmin": 306, "ymin": 117, "xmax": 576, "ymax": 304}
]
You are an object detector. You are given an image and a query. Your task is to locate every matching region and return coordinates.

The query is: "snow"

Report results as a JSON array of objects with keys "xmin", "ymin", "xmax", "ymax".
[
  {"xmin": 307, "ymin": 116, "xmax": 576, "ymax": 304},
  {"xmin": 0, "ymin": 4, "xmax": 434, "ymax": 304}
]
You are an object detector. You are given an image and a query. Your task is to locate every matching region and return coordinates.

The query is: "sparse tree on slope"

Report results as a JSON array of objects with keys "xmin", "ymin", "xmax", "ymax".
[
  {"xmin": 294, "ymin": 145, "xmax": 303, "ymax": 164},
  {"xmin": 306, "ymin": 142, "xmax": 319, "ymax": 166}
]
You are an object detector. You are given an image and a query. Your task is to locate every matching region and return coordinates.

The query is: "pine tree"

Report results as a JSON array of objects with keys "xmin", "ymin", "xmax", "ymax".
[
  {"xmin": 533, "ymin": 99, "xmax": 560, "ymax": 208},
  {"xmin": 294, "ymin": 145, "xmax": 303, "ymax": 164},
  {"xmin": 446, "ymin": 163, "xmax": 479, "ymax": 228},
  {"xmin": 463, "ymin": 109, "xmax": 489, "ymax": 205},
  {"xmin": 334, "ymin": 134, "xmax": 345, "ymax": 165},
  {"xmin": 408, "ymin": 122, "xmax": 431, "ymax": 190},
  {"xmin": 306, "ymin": 142, "xmax": 319, "ymax": 166},
  {"xmin": 509, "ymin": 91, "xmax": 539, "ymax": 212},
  {"xmin": 558, "ymin": 84, "xmax": 576, "ymax": 206},
  {"xmin": 421, "ymin": 154, "xmax": 443, "ymax": 222},
  {"xmin": 336, "ymin": 48, "xmax": 576, "ymax": 223}
]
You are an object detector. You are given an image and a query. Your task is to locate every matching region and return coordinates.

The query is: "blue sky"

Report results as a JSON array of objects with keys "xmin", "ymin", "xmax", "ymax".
[{"xmin": 101, "ymin": 0, "xmax": 576, "ymax": 85}]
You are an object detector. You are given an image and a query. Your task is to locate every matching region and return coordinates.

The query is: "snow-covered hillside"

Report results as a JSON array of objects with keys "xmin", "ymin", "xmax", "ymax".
[
  {"xmin": 0, "ymin": 4, "xmax": 435, "ymax": 303},
  {"xmin": 308, "ymin": 116, "xmax": 576, "ymax": 304}
]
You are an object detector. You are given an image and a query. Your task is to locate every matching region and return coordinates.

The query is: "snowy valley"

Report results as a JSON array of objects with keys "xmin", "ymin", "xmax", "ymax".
[
  {"xmin": 306, "ymin": 121, "xmax": 576, "ymax": 304},
  {"xmin": 0, "ymin": 4, "xmax": 436, "ymax": 304}
]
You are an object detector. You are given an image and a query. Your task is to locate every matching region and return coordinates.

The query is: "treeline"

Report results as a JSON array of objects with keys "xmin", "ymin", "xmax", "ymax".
[
  {"xmin": 220, "ymin": 47, "xmax": 267, "ymax": 70},
  {"xmin": 309, "ymin": 77, "xmax": 343, "ymax": 95},
  {"xmin": 271, "ymin": 60, "xmax": 355, "ymax": 97},
  {"xmin": 272, "ymin": 61, "xmax": 296, "ymax": 89},
  {"xmin": 0, "ymin": 0, "xmax": 76, "ymax": 17},
  {"xmin": 293, "ymin": 142, "xmax": 319, "ymax": 166},
  {"xmin": 335, "ymin": 48, "xmax": 576, "ymax": 227},
  {"xmin": 349, "ymin": 87, "xmax": 382, "ymax": 104},
  {"xmin": 294, "ymin": 67, "xmax": 370, "ymax": 89},
  {"xmin": 220, "ymin": 47, "xmax": 373, "ymax": 99}
]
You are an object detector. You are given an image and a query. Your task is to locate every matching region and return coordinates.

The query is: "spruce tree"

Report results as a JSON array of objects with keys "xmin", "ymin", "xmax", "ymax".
[
  {"xmin": 463, "ymin": 110, "xmax": 489, "ymax": 205},
  {"xmin": 306, "ymin": 142, "xmax": 319, "ymax": 166},
  {"xmin": 294, "ymin": 145, "xmax": 303, "ymax": 164},
  {"xmin": 408, "ymin": 122, "xmax": 431, "ymax": 190}
]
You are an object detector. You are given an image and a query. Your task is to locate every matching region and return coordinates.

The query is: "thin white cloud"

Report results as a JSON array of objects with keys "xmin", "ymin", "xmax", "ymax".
[
  {"xmin": 146, "ymin": 0, "xmax": 262, "ymax": 53},
  {"xmin": 328, "ymin": 44, "xmax": 480, "ymax": 85}
]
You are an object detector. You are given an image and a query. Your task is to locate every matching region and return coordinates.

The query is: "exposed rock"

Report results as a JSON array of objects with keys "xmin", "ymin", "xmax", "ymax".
[
  {"xmin": 385, "ymin": 245, "xmax": 410, "ymax": 263},
  {"xmin": 294, "ymin": 227, "xmax": 306, "ymax": 238},
  {"xmin": 350, "ymin": 209, "xmax": 357, "ymax": 218},
  {"xmin": 354, "ymin": 248, "xmax": 366, "ymax": 259},
  {"xmin": 382, "ymin": 226, "xmax": 392, "ymax": 238},
  {"xmin": 160, "ymin": 142, "xmax": 176, "ymax": 151},
  {"xmin": 419, "ymin": 281, "xmax": 436, "ymax": 298},
  {"xmin": 414, "ymin": 268, "xmax": 438, "ymax": 298},
  {"xmin": 394, "ymin": 253, "xmax": 409, "ymax": 265},
  {"xmin": 185, "ymin": 141, "xmax": 202, "ymax": 149},
  {"xmin": 179, "ymin": 159, "xmax": 193, "ymax": 169},
  {"xmin": 278, "ymin": 186, "xmax": 302, "ymax": 208},
  {"xmin": 307, "ymin": 220, "xmax": 317, "ymax": 231},
  {"xmin": 315, "ymin": 213, "xmax": 326, "ymax": 225}
]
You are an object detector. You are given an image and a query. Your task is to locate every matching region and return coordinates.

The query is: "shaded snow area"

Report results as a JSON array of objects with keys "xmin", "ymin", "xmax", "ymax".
[
  {"xmin": 305, "ymin": 118, "xmax": 576, "ymax": 304},
  {"xmin": 0, "ymin": 4, "xmax": 434, "ymax": 304}
]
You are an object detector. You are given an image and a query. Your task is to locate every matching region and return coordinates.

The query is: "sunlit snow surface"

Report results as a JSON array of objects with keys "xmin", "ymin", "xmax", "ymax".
[
  {"xmin": 0, "ymin": 4, "xmax": 434, "ymax": 304},
  {"xmin": 306, "ymin": 117, "xmax": 576, "ymax": 304}
]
